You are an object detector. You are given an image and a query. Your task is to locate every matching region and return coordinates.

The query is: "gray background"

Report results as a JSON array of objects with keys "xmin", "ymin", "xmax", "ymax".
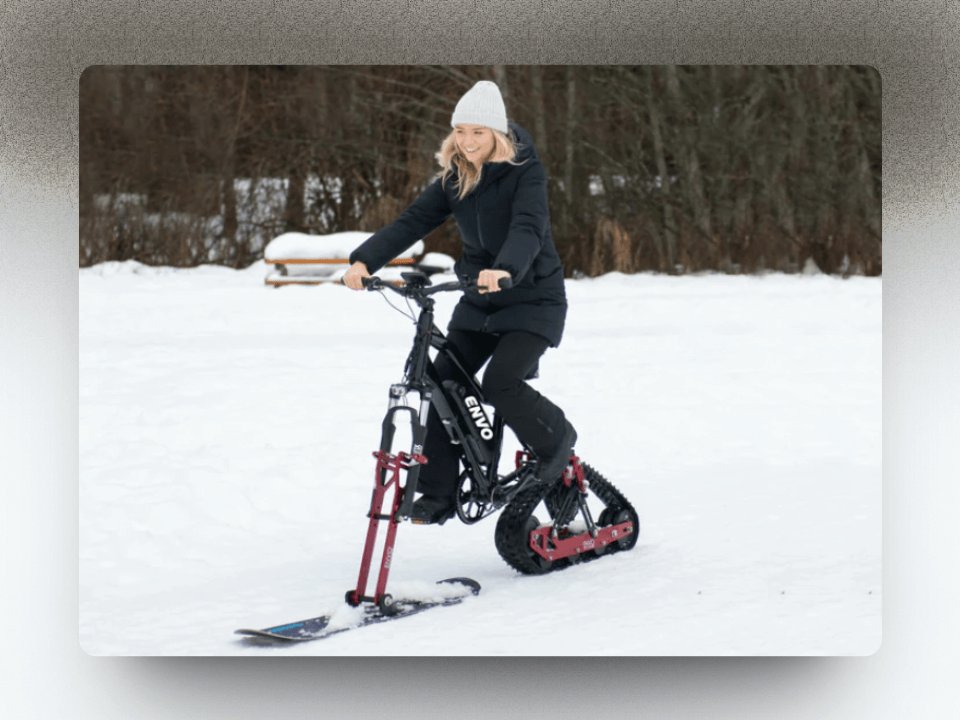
[{"xmin": 1, "ymin": 0, "xmax": 957, "ymax": 717}]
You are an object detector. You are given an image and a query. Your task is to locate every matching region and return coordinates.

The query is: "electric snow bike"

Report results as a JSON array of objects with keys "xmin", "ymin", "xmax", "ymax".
[
  {"xmin": 345, "ymin": 271, "xmax": 639, "ymax": 609},
  {"xmin": 235, "ymin": 270, "xmax": 639, "ymax": 642}
]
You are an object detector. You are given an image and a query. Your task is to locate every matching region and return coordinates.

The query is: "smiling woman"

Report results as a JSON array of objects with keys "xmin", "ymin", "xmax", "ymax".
[{"xmin": 341, "ymin": 80, "xmax": 576, "ymax": 525}]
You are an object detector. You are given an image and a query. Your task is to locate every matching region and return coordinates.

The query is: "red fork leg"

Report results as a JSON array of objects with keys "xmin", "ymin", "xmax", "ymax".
[
  {"xmin": 351, "ymin": 451, "xmax": 395, "ymax": 604},
  {"xmin": 349, "ymin": 451, "xmax": 425, "ymax": 606},
  {"xmin": 373, "ymin": 471, "xmax": 405, "ymax": 602}
]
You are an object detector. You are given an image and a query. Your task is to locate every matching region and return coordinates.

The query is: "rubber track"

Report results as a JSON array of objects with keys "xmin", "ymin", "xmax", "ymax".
[{"xmin": 493, "ymin": 463, "xmax": 639, "ymax": 575}]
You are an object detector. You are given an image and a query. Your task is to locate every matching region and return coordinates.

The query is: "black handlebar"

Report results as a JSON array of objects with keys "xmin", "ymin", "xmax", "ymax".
[{"xmin": 360, "ymin": 273, "xmax": 512, "ymax": 294}]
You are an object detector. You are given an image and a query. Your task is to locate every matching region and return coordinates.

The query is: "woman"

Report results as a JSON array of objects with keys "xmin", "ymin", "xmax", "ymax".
[{"xmin": 343, "ymin": 80, "xmax": 576, "ymax": 524}]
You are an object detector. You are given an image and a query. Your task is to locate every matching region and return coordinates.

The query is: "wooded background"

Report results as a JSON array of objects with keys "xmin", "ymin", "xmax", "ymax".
[{"xmin": 79, "ymin": 65, "xmax": 881, "ymax": 276}]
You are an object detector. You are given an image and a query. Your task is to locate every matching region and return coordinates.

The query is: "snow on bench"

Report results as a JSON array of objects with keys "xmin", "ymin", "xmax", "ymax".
[{"xmin": 263, "ymin": 231, "xmax": 425, "ymax": 287}]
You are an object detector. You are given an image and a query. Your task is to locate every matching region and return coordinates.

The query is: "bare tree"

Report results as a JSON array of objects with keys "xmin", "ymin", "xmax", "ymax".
[
  {"xmin": 646, "ymin": 67, "xmax": 678, "ymax": 269},
  {"xmin": 527, "ymin": 65, "xmax": 549, "ymax": 166},
  {"xmin": 663, "ymin": 66, "xmax": 715, "ymax": 257},
  {"xmin": 563, "ymin": 66, "xmax": 576, "ymax": 213},
  {"xmin": 492, "ymin": 65, "xmax": 510, "ymax": 108}
]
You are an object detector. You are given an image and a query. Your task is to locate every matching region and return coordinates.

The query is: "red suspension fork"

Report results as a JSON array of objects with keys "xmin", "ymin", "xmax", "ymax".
[
  {"xmin": 563, "ymin": 455, "xmax": 587, "ymax": 492},
  {"xmin": 348, "ymin": 450, "xmax": 426, "ymax": 607}
]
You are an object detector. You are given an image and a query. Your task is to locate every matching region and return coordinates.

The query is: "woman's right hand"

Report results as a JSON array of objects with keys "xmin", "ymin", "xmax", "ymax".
[{"xmin": 342, "ymin": 261, "xmax": 371, "ymax": 290}]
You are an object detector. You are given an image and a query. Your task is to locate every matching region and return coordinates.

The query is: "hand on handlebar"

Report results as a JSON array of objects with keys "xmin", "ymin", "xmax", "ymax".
[
  {"xmin": 477, "ymin": 269, "xmax": 512, "ymax": 294},
  {"xmin": 342, "ymin": 261, "xmax": 371, "ymax": 290}
]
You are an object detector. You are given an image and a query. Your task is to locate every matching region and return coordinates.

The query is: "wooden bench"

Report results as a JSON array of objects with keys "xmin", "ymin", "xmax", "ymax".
[{"xmin": 264, "ymin": 257, "xmax": 416, "ymax": 287}]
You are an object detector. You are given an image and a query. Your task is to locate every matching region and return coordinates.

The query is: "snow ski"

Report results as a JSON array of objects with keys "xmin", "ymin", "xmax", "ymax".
[{"xmin": 235, "ymin": 578, "xmax": 480, "ymax": 643}]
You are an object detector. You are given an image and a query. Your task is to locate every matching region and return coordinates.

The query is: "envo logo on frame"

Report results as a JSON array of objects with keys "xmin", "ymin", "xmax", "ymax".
[{"xmin": 464, "ymin": 396, "xmax": 494, "ymax": 440}]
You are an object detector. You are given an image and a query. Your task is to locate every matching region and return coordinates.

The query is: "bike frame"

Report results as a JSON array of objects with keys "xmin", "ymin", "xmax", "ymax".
[{"xmin": 371, "ymin": 272, "xmax": 529, "ymax": 521}]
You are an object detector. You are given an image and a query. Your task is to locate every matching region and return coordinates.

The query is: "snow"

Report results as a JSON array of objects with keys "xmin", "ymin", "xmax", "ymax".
[
  {"xmin": 264, "ymin": 231, "xmax": 424, "ymax": 262},
  {"xmin": 79, "ymin": 263, "xmax": 881, "ymax": 656},
  {"xmin": 419, "ymin": 252, "xmax": 456, "ymax": 271}
]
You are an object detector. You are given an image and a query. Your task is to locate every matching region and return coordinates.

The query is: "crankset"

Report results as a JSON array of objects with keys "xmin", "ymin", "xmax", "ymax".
[{"xmin": 455, "ymin": 465, "xmax": 539, "ymax": 524}]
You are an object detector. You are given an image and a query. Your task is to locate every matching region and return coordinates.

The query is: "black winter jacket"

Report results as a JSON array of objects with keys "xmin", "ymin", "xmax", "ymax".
[{"xmin": 349, "ymin": 122, "xmax": 567, "ymax": 347}]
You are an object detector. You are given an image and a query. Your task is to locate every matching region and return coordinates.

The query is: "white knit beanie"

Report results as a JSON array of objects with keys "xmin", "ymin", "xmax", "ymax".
[{"xmin": 451, "ymin": 81, "xmax": 508, "ymax": 135}]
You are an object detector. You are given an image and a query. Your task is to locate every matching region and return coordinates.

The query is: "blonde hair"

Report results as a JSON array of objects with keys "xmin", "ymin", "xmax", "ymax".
[{"xmin": 436, "ymin": 127, "xmax": 523, "ymax": 200}]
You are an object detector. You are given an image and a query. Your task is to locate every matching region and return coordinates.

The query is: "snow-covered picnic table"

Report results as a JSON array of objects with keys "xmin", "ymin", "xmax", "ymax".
[{"xmin": 263, "ymin": 231, "xmax": 426, "ymax": 286}]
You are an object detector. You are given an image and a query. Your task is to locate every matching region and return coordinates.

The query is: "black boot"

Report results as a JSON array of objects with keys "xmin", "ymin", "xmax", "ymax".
[
  {"xmin": 534, "ymin": 420, "xmax": 577, "ymax": 486},
  {"xmin": 410, "ymin": 494, "xmax": 456, "ymax": 525}
]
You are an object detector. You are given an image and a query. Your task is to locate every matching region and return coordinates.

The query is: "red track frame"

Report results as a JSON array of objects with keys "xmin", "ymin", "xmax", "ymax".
[
  {"xmin": 528, "ymin": 520, "xmax": 635, "ymax": 562},
  {"xmin": 526, "ymin": 453, "xmax": 636, "ymax": 563}
]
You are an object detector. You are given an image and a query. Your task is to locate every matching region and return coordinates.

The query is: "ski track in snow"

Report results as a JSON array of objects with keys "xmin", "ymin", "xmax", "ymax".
[{"xmin": 79, "ymin": 262, "xmax": 881, "ymax": 655}]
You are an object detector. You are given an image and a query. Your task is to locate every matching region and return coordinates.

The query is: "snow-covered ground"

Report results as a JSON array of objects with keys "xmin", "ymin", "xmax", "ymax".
[{"xmin": 79, "ymin": 262, "xmax": 881, "ymax": 656}]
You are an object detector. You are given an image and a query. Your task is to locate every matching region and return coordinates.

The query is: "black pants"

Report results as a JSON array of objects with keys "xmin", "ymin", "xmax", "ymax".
[{"xmin": 416, "ymin": 330, "xmax": 569, "ymax": 500}]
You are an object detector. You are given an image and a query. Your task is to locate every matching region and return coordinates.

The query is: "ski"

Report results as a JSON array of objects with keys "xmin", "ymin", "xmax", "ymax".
[{"xmin": 235, "ymin": 578, "xmax": 480, "ymax": 644}]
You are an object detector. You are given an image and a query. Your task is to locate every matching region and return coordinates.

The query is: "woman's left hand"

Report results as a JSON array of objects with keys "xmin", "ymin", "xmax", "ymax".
[{"xmin": 477, "ymin": 269, "xmax": 512, "ymax": 294}]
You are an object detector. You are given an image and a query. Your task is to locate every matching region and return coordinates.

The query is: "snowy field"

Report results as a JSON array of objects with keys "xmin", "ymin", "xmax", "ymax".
[{"xmin": 79, "ymin": 262, "xmax": 881, "ymax": 656}]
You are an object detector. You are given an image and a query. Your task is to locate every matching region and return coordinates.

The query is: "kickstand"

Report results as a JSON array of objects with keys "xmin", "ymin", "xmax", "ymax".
[{"xmin": 346, "ymin": 450, "xmax": 426, "ymax": 615}]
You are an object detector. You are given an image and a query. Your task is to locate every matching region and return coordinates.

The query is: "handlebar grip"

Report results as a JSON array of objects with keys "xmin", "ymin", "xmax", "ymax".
[
  {"xmin": 498, "ymin": 276, "xmax": 513, "ymax": 290},
  {"xmin": 361, "ymin": 276, "xmax": 382, "ymax": 290}
]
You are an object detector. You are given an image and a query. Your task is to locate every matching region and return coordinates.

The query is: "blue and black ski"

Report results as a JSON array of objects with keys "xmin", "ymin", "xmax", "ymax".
[{"xmin": 235, "ymin": 578, "xmax": 480, "ymax": 643}]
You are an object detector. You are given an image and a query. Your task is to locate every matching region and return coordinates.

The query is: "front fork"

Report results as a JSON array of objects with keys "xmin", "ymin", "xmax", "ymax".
[
  {"xmin": 346, "ymin": 385, "xmax": 430, "ymax": 610},
  {"xmin": 346, "ymin": 449, "xmax": 426, "ymax": 611}
]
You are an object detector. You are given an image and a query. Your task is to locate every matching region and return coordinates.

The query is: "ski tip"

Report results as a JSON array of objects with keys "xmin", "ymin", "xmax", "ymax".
[
  {"xmin": 439, "ymin": 577, "xmax": 481, "ymax": 595},
  {"xmin": 234, "ymin": 628, "xmax": 299, "ymax": 642}
]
